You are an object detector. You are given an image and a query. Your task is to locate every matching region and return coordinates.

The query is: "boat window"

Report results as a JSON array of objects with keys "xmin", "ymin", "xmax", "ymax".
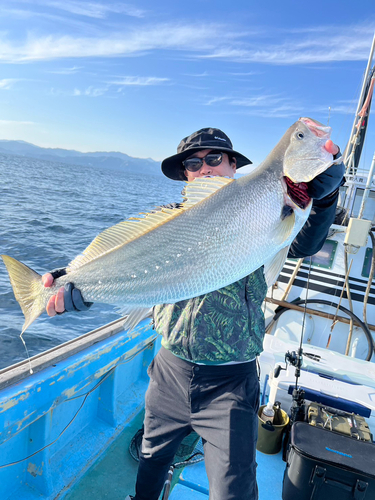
[
  {"xmin": 351, "ymin": 188, "xmax": 375, "ymax": 223},
  {"xmin": 338, "ymin": 185, "xmax": 347, "ymax": 207},
  {"xmin": 302, "ymin": 239, "xmax": 338, "ymax": 269},
  {"xmin": 362, "ymin": 247, "xmax": 374, "ymax": 278}
]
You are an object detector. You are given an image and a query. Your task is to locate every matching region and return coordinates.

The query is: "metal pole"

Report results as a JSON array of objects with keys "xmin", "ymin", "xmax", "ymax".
[
  {"xmin": 358, "ymin": 151, "xmax": 375, "ymax": 219},
  {"xmin": 264, "ymin": 297, "xmax": 375, "ymax": 331},
  {"xmin": 161, "ymin": 466, "xmax": 174, "ymax": 500},
  {"xmin": 344, "ymin": 33, "xmax": 375, "ymax": 166}
]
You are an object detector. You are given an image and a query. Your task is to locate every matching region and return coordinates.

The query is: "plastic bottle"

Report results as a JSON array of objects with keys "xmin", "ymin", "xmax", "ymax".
[
  {"xmin": 260, "ymin": 401, "xmax": 275, "ymax": 424},
  {"xmin": 273, "ymin": 401, "xmax": 282, "ymax": 425}
]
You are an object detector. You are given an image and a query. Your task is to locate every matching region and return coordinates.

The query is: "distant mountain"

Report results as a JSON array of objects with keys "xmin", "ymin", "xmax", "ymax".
[{"xmin": 0, "ymin": 140, "xmax": 163, "ymax": 176}]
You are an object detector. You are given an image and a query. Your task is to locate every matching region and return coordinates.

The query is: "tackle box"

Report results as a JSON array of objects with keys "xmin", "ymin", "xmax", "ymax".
[
  {"xmin": 307, "ymin": 402, "xmax": 373, "ymax": 442},
  {"xmin": 282, "ymin": 421, "xmax": 375, "ymax": 500}
]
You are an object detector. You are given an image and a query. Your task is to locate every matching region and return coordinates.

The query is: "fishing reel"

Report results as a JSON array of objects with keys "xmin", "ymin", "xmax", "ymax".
[
  {"xmin": 273, "ymin": 348, "xmax": 303, "ymax": 379},
  {"xmin": 274, "ymin": 348, "xmax": 306, "ymax": 424},
  {"xmin": 274, "ymin": 348, "xmax": 321, "ymax": 379}
]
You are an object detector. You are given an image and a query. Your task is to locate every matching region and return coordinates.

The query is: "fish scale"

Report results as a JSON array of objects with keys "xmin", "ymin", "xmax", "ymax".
[{"xmin": 1, "ymin": 117, "xmax": 341, "ymax": 333}]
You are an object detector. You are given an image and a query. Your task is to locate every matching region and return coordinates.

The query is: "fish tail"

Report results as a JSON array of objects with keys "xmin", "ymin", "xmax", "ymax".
[{"xmin": 1, "ymin": 255, "xmax": 46, "ymax": 334}]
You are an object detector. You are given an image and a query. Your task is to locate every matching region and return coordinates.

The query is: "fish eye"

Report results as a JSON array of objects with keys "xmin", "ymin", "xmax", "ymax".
[{"xmin": 296, "ymin": 132, "xmax": 304, "ymax": 140}]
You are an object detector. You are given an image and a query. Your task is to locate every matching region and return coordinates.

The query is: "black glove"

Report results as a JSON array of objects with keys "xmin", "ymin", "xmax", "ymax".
[
  {"xmin": 50, "ymin": 268, "xmax": 92, "ymax": 312},
  {"xmin": 63, "ymin": 282, "xmax": 92, "ymax": 312},
  {"xmin": 306, "ymin": 153, "xmax": 345, "ymax": 200}
]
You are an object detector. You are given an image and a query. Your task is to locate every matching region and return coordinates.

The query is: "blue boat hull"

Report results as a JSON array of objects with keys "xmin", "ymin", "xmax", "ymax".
[{"xmin": 0, "ymin": 318, "xmax": 158, "ymax": 499}]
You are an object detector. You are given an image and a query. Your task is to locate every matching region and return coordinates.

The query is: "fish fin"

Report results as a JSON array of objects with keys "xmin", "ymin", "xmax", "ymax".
[
  {"xmin": 1, "ymin": 255, "xmax": 45, "ymax": 334},
  {"xmin": 67, "ymin": 177, "xmax": 234, "ymax": 272},
  {"xmin": 263, "ymin": 246, "xmax": 290, "ymax": 287},
  {"xmin": 181, "ymin": 177, "xmax": 234, "ymax": 208},
  {"xmin": 117, "ymin": 307, "xmax": 153, "ymax": 332},
  {"xmin": 281, "ymin": 205, "xmax": 294, "ymax": 220},
  {"xmin": 274, "ymin": 206, "xmax": 295, "ymax": 244}
]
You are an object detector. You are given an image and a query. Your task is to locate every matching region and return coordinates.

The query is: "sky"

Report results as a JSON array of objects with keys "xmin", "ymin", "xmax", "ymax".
[{"xmin": 1, "ymin": 0, "xmax": 375, "ymax": 172}]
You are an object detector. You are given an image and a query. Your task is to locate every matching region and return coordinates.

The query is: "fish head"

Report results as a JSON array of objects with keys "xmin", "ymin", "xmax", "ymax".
[{"xmin": 283, "ymin": 117, "xmax": 337, "ymax": 183}]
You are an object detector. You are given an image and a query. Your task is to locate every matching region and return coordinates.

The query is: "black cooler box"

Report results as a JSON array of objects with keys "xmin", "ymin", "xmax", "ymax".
[{"xmin": 282, "ymin": 421, "xmax": 375, "ymax": 500}]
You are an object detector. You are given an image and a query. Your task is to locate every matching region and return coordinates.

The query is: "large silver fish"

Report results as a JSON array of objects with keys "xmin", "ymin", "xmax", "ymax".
[{"xmin": 2, "ymin": 117, "xmax": 340, "ymax": 334}]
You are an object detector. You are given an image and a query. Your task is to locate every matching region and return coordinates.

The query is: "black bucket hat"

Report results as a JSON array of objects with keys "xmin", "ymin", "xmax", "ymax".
[{"xmin": 161, "ymin": 127, "xmax": 252, "ymax": 180}]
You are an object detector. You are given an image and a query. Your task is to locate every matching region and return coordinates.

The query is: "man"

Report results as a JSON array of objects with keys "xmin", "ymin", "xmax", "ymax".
[{"xmin": 43, "ymin": 127, "xmax": 344, "ymax": 499}]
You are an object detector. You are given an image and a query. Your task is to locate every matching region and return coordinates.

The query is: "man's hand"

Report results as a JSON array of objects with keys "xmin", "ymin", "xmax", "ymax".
[
  {"xmin": 324, "ymin": 139, "xmax": 339, "ymax": 157},
  {"xmin": 42, "ymin": 272, "xmax": 92, "ymax": 316},
  {"xmin": 42, "ymin": 273, "xmax": 65, "ymax": 316},
  {"xmin": 307, "ymin": 140, "xmax": 344, "ymax": 200}
]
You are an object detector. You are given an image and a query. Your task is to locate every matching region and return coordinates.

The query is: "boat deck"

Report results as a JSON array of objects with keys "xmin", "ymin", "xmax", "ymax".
[
  {"xmin": 170, "ymin": 448, "xmax": 284, "ymax": 499},
  {"xmin": 64, "ymin": 410, "xmax": 144, "ymax": 499},
  {"xmin": 64, "ymin": 408, "xmax": 285, "ymax": 500}
]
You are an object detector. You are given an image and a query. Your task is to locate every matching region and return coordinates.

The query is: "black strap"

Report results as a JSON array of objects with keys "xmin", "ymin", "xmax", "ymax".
[{"xmin": 310, "ymin": 466, "xmax": 326, "ymax": 499}]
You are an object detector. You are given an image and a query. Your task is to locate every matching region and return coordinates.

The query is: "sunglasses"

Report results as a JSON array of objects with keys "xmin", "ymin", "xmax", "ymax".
[{"xmin": 182, "ymin": 152, "xmax": 225, "ymax": 172}]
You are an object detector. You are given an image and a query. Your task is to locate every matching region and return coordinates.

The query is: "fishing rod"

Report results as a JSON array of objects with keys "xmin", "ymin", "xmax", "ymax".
[
  {"xmin": 343, "ymin": 33, "xmax": 375, "ymax": 174},
  {"xmin": 269, "ymin": 257, "xmax": 313, "ymax": 464},
  {"xmin": 284, "ymin": 257, "xmax": 312, "ymax": 425},
  {"xmin": 269, "ymin": 261, "xmax": 312, "ymax": 461}
]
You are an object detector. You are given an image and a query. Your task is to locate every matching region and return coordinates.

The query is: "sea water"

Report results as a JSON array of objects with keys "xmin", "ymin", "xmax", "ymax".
[{"xmin": 0, "ymin": 154, "xmax": 183, "ymax": 369}]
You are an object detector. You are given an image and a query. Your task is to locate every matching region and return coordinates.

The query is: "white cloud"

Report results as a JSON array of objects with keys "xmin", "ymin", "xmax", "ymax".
[
  {"xmin": 2, "ymin": 7, "xmax": 110, "ymax": 35},
  {"xmin": 199, "ymin": 28, "xmax": 374, "ymax": 65},
  {"xmin": 12, "ymin": 0, "xmax": 146, "ymax": 19},
  {"xmin": 46, "ymin": 0, "xmax": 145, "ymax": 19},
  {"xmin": 0, "ymin": 24, "xmax": 239, "ymax": 62},
  {"xmin": 49, "ymin": 85, "xmax": 107, "ymax": 96},
  {"xmin": 0, "ymin": 21, "xmax": 373, "ymax": 67},
  {"xmin": 48, "ymin": 65, "xmax": 82, "ymax": 74},
  {"xmin": 183, "ymin": 71, "xmax": 210, "ymax": 77},
  {"xmin": 202, "ymin": 92, "xmax": 304, "ymax": 118},
  {"xmin": 230, "ymin": 95, "xmax": 286, "ymax": 107},
  {"xmin": 204, "ymin": 96, "xmax": 231, "ymax": 106},
  {"xmin": 76, "ymin": 86, "xmax": 107, "ymax": 96},
  {"xmin": 109, "ymin": 76, "xmax": 170, "ymax": 86},
  {"xmin": 315, "ymin": 103, "xmax": 357, "ymax": 115},
  {"xmin": 204, "ymin": 93, "xmax": 292, "ymax": 108},
  {"xmin": 0, "ymin": 78, "xmax": 20, "ymax": 89},
  {"xmin": 230, "ymin": 72, "xmax": 260, "ymax": 76}
]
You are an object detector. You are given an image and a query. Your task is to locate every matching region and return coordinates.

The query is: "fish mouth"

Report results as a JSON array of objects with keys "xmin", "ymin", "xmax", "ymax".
[
  {"xmin": 283, "ymin": 176, "xmax": 311, "ymax": 209},
  {"xmin": 299, "ymin": 117, "xmax": 331, "ymax": 139}
]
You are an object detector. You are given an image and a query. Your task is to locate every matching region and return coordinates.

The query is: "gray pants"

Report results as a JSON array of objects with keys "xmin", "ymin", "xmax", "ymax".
[{"xmin": 134, "ymin": 347, "xmax": 260, "ymax": 500}]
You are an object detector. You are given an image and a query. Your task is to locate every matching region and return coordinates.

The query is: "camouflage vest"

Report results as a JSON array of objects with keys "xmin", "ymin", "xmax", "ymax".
[{"xmin": 153, "ymin": 267, "xmax": 268, "ymax": 364}]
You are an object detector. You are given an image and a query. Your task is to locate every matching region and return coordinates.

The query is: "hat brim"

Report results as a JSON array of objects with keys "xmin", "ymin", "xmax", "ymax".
[{"xmin": 161, "ymin": 147, "xmax": 252, "ymax": 181}]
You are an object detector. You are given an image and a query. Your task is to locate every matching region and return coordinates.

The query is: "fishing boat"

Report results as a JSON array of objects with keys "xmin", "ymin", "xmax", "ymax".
[{"xmin": 1, "ymin": 36, "xmax": 375, "ymax": 500}]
